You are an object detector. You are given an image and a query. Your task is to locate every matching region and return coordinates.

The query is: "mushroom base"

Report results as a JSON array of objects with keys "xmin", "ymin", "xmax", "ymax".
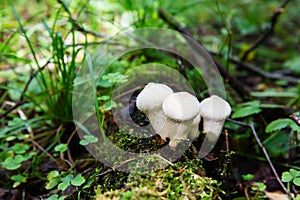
[{"xmin": 202, "ymin": 119, "xmax": 225, "ymax": 142}]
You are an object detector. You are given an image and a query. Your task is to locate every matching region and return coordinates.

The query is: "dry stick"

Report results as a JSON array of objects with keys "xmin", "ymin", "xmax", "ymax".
[
  {"xmin": 158, "ymin": 8, "xmax": 252, "ymax": 100},
  {"xmin": 211, "ymin": 51, "xmax": 299, "ymax": 84},
  {"xmin": 0, "ymin": 59, "xmax": 51, "ymax": 119},
  {"xmin": 224, "ymin": 130, "xmax": 231, "ymax": 198},
  {"xmin": 96, "ymin": 157, "xmax": 140, "ymax": 177},
  {"xmin": 66, "ymin": 127, "xmax": 78, "ymax": 165},
  {"xmin": 228, "ymin": 56, "xmax": 299, "ymax": 84},
  {"xmin": 227, "ymin": 118, "xmax": 291, "ymax": 198},
  {"xmin": 241, "ymin": 0, "xmax": 292, "ymax": 61},
  {"xmin": 290, "ymin": 114, "xmax": 300, "ymax": 126},
  {"xmin": 29, "ymin": 138, "xmax": 58, "ymax": 162}
]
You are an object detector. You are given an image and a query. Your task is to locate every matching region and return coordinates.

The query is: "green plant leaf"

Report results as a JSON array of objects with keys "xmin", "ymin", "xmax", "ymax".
[
  {"xmin": 46, "ymin": 194, "xmax": 59, "ymax": 200},
  {"xmin": 54, "ymin": 144, "xmax": 68, "ymax": 153},
  {"xmin": 84, "ymin": 135, "xmax": 99, "ymax": 143},
  {"xmin": 73, "ymin": 77, "xmax": 87, "ymax": 86},
  {"xmin": 242, "ymin": 174, "xmax": 254, "ymax": 181},
  {"xmin": 98, "ymin": 95, "xmax": 111, "ymax": 101},
  {"xmin": 11, "ymin": 174, "xmax": 26, "ymax": 182},
  {"xmin": 251, "ymin": 90, "xmax": 297, "ymax": 98},
  {"xmin": 294, "ymin": 196, "xmax": 300, "ymax": 200},
  {"xmin": 79, "ymin": 140, "xmax": 89, "ymax": 146},
  {"xmin": 102, "ymin": 72, "xmax": 128, "ymax": 84},
  {"xmin": 79, "ymin": 134, "xmax": 98, "ymax": 146},
  {"xmin": 104, "ymin": 100, "xmax": 118, "ymax": 111},
  {"xmin": 2, "ymin": 157, "xmax": 21, "ymax": 170},
  {"xmin": 251, "ymin": 182, "xmax": 266, "ymax": 191},
  {"xmin": 289, "ymin": 169, "xmax": 300, "ymax": 177},
  {"xmin": 8, "ymin": 117, "xmax": 25, "ymax": 126},
  {"xmin": 290, "ymin": 122, "xmax": 300, "ymax": 132},
  {"xmin": 47, "ymin": 170, "xmax": 59, "ymax": 179},
  {"xmin": 232, "ymin": 106, "xmax": 261, "ymax": 118},
  {"xmin": 263, "ymin": 131, "xmax": 290, "ymax": 157},
  {"xmin": 284, "ymin": 56, "xmax": 300, "ymax": 74},
  {"xmin": 62, "ymin": 174, "xmax": 74, "ymax": 182},
  {"xmin": 71, "ymin": 174, "xmax": 85, "ymax": 186},
  {"xmin": 238, "ymin": 100, "xmax": 260, "ymax": 107},
  {"xmin": 266, "ymin": 119, "xmax": 294, "ymax": 133},
  {"xmin": 293, "ymin": 177, "xmax": 300, "ymax": 186},
  {"xmin": 11, "ymin": 143, "xmax": 30, "ymax": 154},
  {"xmin": 22, "ymin": 152, "xmax": 37, "ymax": 160},
  {"xmin": 46, "ymin": 170, "xmax": 60, "ymax": 190},
  {"xmin": 46, "ymin": 177, "xmax": 60, "ymax": 190},
  {"xmin": 58, "ymin": 181, "xmax": 70, "ymax": 191},
  {"xmin": 259, "ymin": 103, "xmax": 283, "ymax": 109},
  {"xmin": 281, "ymin": 172, "xmax": 293, "ymax": 182},
  {"xmin": 97, "ymin": 79, "xmax": 112, "ymax": 88},
  {"xmin": 11, "ymin": 174, "xmax": 27, "ymax": 188}
]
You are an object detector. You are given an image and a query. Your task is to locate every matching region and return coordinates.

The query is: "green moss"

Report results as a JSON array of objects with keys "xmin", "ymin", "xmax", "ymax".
[{"xmin": 95, "ymin": 159, "xmax": 223, "ymax": 200}]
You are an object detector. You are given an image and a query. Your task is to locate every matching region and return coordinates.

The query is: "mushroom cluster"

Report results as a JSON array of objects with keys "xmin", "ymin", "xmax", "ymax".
[{"xmin": 136, "ymin": 82, "xmax": 231, "ymax": 148}]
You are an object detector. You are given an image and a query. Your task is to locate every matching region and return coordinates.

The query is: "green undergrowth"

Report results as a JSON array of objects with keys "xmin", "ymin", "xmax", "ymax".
[
  {"xmin": 1, "ymin": 0, "xmax": 300, "ymax": 199},
  {"xmin": 95, "ymin": 159, "xmax": 223, "ymax": 200}
]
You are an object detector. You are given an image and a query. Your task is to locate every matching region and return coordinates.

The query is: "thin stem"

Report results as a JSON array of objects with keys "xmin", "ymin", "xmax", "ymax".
[{"xmin": 228, "ymin": 118, "xmax": 291, "ymax": 198}]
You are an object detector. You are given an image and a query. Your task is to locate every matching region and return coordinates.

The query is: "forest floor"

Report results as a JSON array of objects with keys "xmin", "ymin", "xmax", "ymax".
[{"xmin": 1, "ymin": 0, "xmax": 300, "ymax": 199}]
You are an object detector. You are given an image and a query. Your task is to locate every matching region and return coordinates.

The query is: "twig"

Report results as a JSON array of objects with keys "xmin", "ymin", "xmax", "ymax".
[
  {"xmin": 96, "ymin": 157, "xmax": 139, "ymax": 177},
  {"xmin": 66, "ymin": 127, "xmax": 78, "ymax": 165},
  {"xmin": 96, "ymin": 154, "xmax": 174, "ymax": 177},
  {"xmin": 227, "ymin": 118, "xmax": 292, "ymax": 198},
  {"xmin": 158, "ymin": 8, "xmax": 251, "ymax": 100},
  {"xmin": 29, "ymin": 137, "xmax": 57, "ymax": 162},
  {"xmin": 224, "ymin": 130, "xmax": 232, "ymax": 199},
  {"xmin": 0, "ymin": 100, "xmax": 27, "ymax": 119},
  {"xmin": 211, "ymin": 52, "xmax": 299, "ymax": 84},
  {"xmin": 241, "ymin": 0, "xmax": 292, "ymax": 61},
  {"xmin": 234, "ymin": 58, "xmax": 299, "ymax": 84},
  {"xmin": 57, "ymin": 0, "xmax": 104, "ymax": 38},
  {"xmin": 290, "ymin": 114, "xmax": 300, "ymax": 126},
  {"xmin": 0, "ymin": 59, "xmax": 51, "ymax": 119}
]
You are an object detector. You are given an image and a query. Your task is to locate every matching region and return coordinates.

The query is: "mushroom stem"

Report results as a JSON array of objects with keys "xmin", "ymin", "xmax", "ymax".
[
  {"xmin": 203, "ymin": 119, "xmax": 225, "ymax": 141},
  {"xmin": 166, "ymin": 120, "xmax": 193, "ymax": 148},
  {"xmin": 136, "ymin": 83, "xmax": 173, "ymax": 139},
  {"xmin": 188, "ymin": 114, "xmax": 200, "ymax": 141}
]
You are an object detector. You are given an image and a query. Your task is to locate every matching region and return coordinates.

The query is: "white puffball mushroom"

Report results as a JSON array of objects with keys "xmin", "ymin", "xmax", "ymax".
[
  {"xmin": 161, "ymin": 92, "xmax": 200, "ymax": 148},
  {"xmin": 199, "ymin": 95, "xmax": 231, "ymax": 141},
  {"xmin": 136, "ymin": 83, "xmax": 173, "ymax": 138}
]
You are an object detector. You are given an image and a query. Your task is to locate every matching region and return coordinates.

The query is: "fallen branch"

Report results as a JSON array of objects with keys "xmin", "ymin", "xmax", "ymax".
[
  {"xmin": 231, "ymin": 57, "xmax": 299, "ymax": 84},
  {"xmin": 211, "ymin": 52, "xmax": 299, "ymax": 84},
  {"xmin": 227, "ymin": 118, "xmax": 291, "ymax": 198},
  {"xmin": 241, "ymin": 0, "xmax": 292, "ymax": 60}
]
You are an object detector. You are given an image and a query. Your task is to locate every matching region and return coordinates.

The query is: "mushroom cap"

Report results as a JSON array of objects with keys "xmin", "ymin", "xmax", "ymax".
[
  {"xmin": 199, "ymin": 95, "xmax": 231, "ymax": 121},
  {"xmin": 136, "ymin": 82, "xmax": 173, "ymax": 112},
  {"xmin": 162, "ymin": 92, "xmax": 200, "ymax": 122}
]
